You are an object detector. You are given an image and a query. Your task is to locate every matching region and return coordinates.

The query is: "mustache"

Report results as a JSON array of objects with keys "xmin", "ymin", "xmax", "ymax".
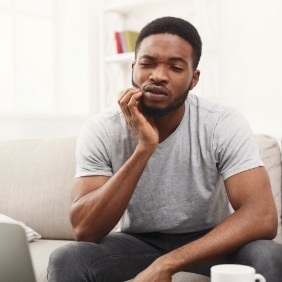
[
  {"xmin": 144, "ymin": 84, "xmax": 170, "ymax": 96},
  {"xmin": 131, "ymin": 77, "xmax": 170, "ymax": 95}
]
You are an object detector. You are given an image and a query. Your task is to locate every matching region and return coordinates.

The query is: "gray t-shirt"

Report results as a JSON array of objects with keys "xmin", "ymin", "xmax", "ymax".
[{"xmin": 76, "ymin": 94, "xmax": 264, "ymax": 234}]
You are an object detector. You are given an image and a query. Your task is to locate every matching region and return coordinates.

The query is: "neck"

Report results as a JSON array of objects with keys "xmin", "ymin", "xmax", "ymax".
[{"xmin": 153, "ymin": 104, "xmax": 185, "ymax": 143}]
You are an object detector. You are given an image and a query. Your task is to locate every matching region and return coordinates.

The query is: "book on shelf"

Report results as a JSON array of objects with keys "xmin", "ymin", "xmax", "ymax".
[
  {"xmin": 114, "ymin": 30, "xmax": 139, "ymax": 54},
  {"xmin": 114, "ymin": 32, "xmax": 122, "ymax": 54}
]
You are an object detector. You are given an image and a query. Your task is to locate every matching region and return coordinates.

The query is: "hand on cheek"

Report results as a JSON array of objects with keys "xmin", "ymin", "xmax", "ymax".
[
  {"xmin": 118, "ymin": 87, "xmax": 159, "ymax": 147},
  {"xmin": 118, "ymin": 88, "xmax": 143, "ymax": 118}
]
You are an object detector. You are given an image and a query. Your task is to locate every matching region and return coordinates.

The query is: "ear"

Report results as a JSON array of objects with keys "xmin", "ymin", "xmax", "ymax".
[
  {"xmin": 131, "ymin": 61, "xmax": 136, "ymax": 78},
  {"xmin": 190, "ymin": 69, "xmax": 200, "ymax": 90}
]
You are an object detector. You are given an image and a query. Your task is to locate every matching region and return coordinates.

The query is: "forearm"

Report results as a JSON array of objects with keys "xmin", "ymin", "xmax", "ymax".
[
  {"xmin": 70, "ymin": 143, "xmax": 156, "ymax": 242},
  {"xmin": 156, "ymin": 168, "xmax": 278, "ymax": 276},
  {"xmin": 157, "ymin": 207, "xmax": 277, "ymax": 275}
]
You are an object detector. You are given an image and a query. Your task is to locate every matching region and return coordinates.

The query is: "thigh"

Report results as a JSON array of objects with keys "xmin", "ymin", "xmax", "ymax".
[
  {"xmin": 183, "ymin": 240, "xmax": 282, "ymax": 279},
  {"xmin": 48, "ymin": 232, "xmax": 161, "ymax": 282},
  {"xmin": 229, "ymin": 239, "xmax": 282, "ymax": 282}
]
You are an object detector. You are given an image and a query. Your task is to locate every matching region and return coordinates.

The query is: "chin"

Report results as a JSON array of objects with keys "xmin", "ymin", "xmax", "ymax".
[{"xmin": 140, "ymin": 102, "xmax": 177, "ymax": 118}]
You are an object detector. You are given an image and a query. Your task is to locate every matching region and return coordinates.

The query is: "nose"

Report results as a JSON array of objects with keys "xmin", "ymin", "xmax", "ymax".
[{"xmin": 149, "ymin": 65, "xmax": 168, "ymax": 83}]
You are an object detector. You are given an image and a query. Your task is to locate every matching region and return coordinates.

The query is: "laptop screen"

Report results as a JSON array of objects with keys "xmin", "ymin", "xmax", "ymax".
[{"xmin": 0, "ymin": 222, "xmax": 36, "ymax": 282}]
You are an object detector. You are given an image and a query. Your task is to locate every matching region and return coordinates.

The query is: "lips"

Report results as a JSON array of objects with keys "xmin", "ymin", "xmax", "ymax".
[
  {"xmin": 143, "ymin": 85, "xmax": 169, "ymax": 101},
  {"xmin": 144, "ymin": 85, "xmax": 169, "ymax": 96}
]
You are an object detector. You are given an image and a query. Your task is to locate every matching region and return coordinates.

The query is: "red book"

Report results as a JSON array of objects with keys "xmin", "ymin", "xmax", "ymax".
[{"xmin": 114, "ymin": 32, "xmax": 122, "ymax": 54}]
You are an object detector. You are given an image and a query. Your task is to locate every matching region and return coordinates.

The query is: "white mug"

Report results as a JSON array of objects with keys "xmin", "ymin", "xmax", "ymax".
[{"xmin": 211, "ymin": 264, "xmax": 266, "ymax": 282}]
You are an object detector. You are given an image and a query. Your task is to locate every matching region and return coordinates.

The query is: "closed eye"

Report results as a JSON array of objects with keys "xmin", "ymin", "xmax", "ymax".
[
  {"xmin": 139, "ymin": 62, "xmax": 155, "ymax": 67},
  {"xmin": 170, "ymin": 66, "xmax": 184, "ymax": 72}
]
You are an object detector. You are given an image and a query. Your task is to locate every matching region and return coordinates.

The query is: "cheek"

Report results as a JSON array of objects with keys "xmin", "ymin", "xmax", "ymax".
[
  {"xmin": 132, "ymin": 68, "xmax": 138, "ymax": 82},
  {"xmin": 132, "ymin": 67, "xmax": 146, "ymax": 85},
  {"xmin": 184, "ymin": 74, "xmax": 195, "ymax": 90},
  {"xmin": 171, "ymin": 76, "xmax": 191, "ymax": 92}
]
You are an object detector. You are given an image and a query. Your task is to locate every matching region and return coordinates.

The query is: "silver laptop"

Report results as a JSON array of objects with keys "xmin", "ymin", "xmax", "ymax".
[{"xmin": 0, "ymin": 222, "xmax": 37, "ymax": 282}]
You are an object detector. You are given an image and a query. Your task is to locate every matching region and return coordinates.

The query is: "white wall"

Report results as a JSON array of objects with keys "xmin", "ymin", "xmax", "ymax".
[
  {"xmin": 216, "ymin": 0, "xmax": 282, "ymax": 139},
  {"xmin": 0, "ymin": 0, "xmax": 281, "ymax": 140},
  {"xmin": 0, "ymin": 114, "xmax": 85, "ymax": 139},
  {"xmin": 0, "ymin": 0, "xmax": 101, "ymax": 140}
]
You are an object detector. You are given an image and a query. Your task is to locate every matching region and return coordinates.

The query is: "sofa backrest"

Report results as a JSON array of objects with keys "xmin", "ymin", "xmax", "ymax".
[
  {"xmin": 255, "ymin": 135, "xmax": 282, "ymax": 243},
  {"xmin": 0, "ymin": 137, "xmax": 76, "ymax": 240}
]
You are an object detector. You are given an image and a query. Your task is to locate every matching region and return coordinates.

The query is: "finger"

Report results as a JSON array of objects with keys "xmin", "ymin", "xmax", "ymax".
[
  {"xmin": 119, "ymin": 88, "xmax": 140, "ymax": 116},
  {"xmin": 127, "ymin": 91, "xmax": 144, "ymax": 119},
  {"xmin": 119, "ymin": 89, "xmax": 142, "ymax": 117},
  {"xmin": 118, "ymin": 87, "xmax": 140, "ymax": 102},
  {"xmin": 119, "ymin": 90, "xmax": 141, "ymax": 109}
]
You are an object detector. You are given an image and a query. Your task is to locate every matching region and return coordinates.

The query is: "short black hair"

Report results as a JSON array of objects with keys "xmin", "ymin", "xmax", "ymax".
[{"xmin": 135, "ymin": 16, "xmax": 202, "ymax": 70}]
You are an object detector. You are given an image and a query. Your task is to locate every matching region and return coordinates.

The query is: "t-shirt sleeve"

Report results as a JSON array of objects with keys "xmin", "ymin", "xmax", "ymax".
[
  {"xmin": 213, "ymin": 109, "xmax": 264, "ymax": 181},
  {"xmin": 75, "ymin": 117, "xmax": 113, "ymax": 178}
]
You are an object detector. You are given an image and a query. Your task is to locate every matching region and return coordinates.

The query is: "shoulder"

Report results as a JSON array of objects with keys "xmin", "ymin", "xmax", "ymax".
[
  {"xmin": 81, "ymin": 105, "xmax": 125, "ymax": 134},
  {"xmin": 186, "ymin": 94, "xmax": 243, "ymax": 129},
  {"xmin": 76, "ymin": 106, "xmax": 128, "ymax": 150},
  {"xmin": 187, "ymin": 93, "xmax": 233, "ymax": 117},
  {"xmin": 186, "ymin": 94, "xmax": 254, "ymax": 149},
  {"xmin": 84, "ymin": 105, "xmax": 124, "ymax": 126}
]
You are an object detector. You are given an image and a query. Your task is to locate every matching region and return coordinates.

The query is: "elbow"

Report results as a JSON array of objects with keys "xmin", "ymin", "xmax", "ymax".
[
  {"xmin": 69, "ymin": 205, "xmax": 112, "ymax": 243},
  {"xmin": 260, "ymin": 210, "xmax": 278, "ymax": 240},
  {"xmin": 266, "ymin": 218, "xmax": 278, "ymax": 240},
  {"xmin": 72, "ymin": 225, "xmax": 88, "ymax": 242},
  {"xmin": 72, "ymin": 229, "xmax": 94, "ymax": 243},
  {"xmin": 69, "ymin": 212, "xmax": 102, "ymax": 243},
  {"xmin": 72, "ymin": 225, "xmax": 103, "ymax": 243}
]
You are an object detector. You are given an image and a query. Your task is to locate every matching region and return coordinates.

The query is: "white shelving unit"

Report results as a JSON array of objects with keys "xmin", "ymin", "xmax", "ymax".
[
  {"xmin": 104, "ymin": 52, "xmax": 134, "ymax": 64},
  {"xmin": 99, "ymin": 0, "xmax": 219, "ymax": 111}
]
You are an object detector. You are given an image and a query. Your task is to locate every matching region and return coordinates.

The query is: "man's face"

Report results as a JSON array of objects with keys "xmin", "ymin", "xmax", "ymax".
[{"xmin": 132, "ymin": 33, "xmax": 200, "ymax": 118}]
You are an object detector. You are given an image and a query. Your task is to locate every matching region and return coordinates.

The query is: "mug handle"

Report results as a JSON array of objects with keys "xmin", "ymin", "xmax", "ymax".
[{"xmin": 254, "ymin": 273, "xmax": 266, "ymax": 282}]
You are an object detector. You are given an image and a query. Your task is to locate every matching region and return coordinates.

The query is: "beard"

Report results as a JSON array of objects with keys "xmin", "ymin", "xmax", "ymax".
[{"xmin": 132, "ymin": 77, "xmax": 190, "ymax": 118}]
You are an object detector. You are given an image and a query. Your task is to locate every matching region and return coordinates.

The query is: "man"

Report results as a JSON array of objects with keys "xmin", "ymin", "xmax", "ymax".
[{"xmin": 48, "ymin": 17, "xmax": 282, "ymax": 281}]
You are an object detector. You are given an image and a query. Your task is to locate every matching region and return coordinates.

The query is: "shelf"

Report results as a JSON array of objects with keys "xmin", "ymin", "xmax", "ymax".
[
  {"xmin": 104, "ymin": 52, "xmax": 135, "ymax": 64},
  {"xmin": 0, "ymin": 113, "xmax": 90, "ymax": 121},
  {"xmin": 104, "ymin": 0, "xmax": 187, "ymax": 14},
  {"xmin": 104, "ymin": 0, "xmax": 153, "ymax": 14}
]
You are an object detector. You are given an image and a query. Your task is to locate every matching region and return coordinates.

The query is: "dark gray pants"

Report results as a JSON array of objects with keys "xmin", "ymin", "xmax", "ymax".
[{"xmin": 47, "ymin": 230, "xmax": 282, "ymax": 282}]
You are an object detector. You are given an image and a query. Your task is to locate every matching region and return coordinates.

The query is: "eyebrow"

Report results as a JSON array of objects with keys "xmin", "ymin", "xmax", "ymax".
[{"xmin": 139, "ymin": 55, "xmax": 188, "ymax": 65}]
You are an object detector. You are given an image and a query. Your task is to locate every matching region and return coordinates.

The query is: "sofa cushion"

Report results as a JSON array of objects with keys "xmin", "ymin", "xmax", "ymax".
[
  {"xmin": 29, "ymin": 239, "xmax": 73, "ymax": 282},
  {"xmin": 0, "ymin": 137, "xmax": 77, "ymax": 240},
  {"xmin": 255, "ymin": 135, "xmax": 282, "ymax": 243}
]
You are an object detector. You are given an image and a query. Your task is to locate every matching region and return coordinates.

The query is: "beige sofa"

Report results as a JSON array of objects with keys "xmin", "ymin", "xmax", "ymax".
[{"xmin": 0, "ymin": 134, "xmax": 281, "ymax": 282}]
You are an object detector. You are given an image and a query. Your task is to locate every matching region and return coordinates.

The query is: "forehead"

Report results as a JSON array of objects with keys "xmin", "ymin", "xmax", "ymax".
[{"xmin": 137, "ymin": 33, "xmax": 193, "ymax": 62}]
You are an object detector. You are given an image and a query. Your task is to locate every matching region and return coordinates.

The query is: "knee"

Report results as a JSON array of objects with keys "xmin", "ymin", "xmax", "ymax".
[
  {"xmin": 48, "ymin": 243, "xmax": 74, "ymax": 279},
  {"xmin": 48, "ymin": 242, "xmax": 92, "ymax": 281},
  {"xmin": 257, "ymin": 241, "xmax": 282, "ymax": 270},
  {"xmin": 241, "ymin": 240, "xmax": 282, "ymax": 264},
  {"xmin": 234, "ymin": 240, "xmax": 282, "ymax": 278},
  {"xmin": 49, "ymin": 243, "xmax": 75, "ymax": 269}
]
